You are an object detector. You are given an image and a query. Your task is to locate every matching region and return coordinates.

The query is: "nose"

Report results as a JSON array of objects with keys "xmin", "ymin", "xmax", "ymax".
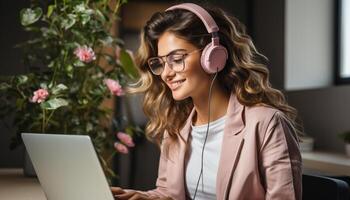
[{"xmin": 161, "ymin": 62, "xmax": 175, "ymax": 80}]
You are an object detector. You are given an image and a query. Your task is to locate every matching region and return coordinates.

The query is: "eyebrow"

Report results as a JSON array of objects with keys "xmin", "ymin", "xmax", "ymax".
[{"xmin": 158, "ymin": 49, "xmax": 187, "ymax": 57}]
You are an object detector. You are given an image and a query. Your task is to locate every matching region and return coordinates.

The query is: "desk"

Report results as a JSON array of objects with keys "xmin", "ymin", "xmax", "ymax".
[
  {"xmin": 302, "ymin": 151, "xmax": 350, "ymax": 176},
  {"xmin": 1, "ymin": 152, "xmax": 349, "ymax": 199},
  {"xmin": 0, "ymin": 168, "xmax": 46, "ymax": 200}
]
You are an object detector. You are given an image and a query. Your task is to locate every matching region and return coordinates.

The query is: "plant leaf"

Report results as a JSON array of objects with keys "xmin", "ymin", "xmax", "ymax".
[
  {"xmin": 80, "ymin": 13, "xmax": 91, "ymax": 25},
  {"xmin": 65, "ymin": 64, "xmax": 74, "ymax": 78},
  {"xmin": 40, "ymin": 98, "xmax": 68, "ymax": 110},
  {"xmin": 47, "ymin": 5, "xmax": 55, "ymax": 18},
  {"xmin": 40, "ymin": 82, "xmax": 48, "ymax": 89},
  {"xmin": 0, "ymin": 82, "xmax": 11, "ymax": 90},
  {"xmin": 99, "ymin": 35, "xmax": 114, "ymax": 46},
  {"xmin": 86, "ymin": 122, "xmax": 93, "ymax": 132},
  {"xmin": 20, "ymin": 7, "xmax": 43, "ymax": 26},
  {"xmin": 61, "ymin": 14, "xmax": 76, "ymax": 30},
  {"xmin": 16, "ymin": 75, "xmax": 28, "ymax": 85},
  {"xmin": 74, "ymin": 3, "xmax": 86, "ymax": 13},
  {"xmin": 94, "ymin": 9, "xmax": 106, "ymax": 23},
  {"xmin": 73, "ymin": 60, "xmax": 86, "ymax": 67},
  {"xmin": 51, "ymin": 84, "xmax": 68, "ymax": 95},
  {"xmin": 119, "ymin": 49, "xmax": 139, "ymax": 80}
]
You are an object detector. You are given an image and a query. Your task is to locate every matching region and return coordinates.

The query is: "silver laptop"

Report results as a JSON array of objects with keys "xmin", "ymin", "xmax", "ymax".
[{"xmin": 22, "ymin": 133, "xmax": 114, "ymax": 200}]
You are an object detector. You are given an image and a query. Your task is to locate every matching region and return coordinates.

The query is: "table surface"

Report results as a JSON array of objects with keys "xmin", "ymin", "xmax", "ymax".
[
  {"xmin": 301, "ymin": 151, "xmax": 350, "ymax": 176},
  {"xmin": 0, "ymin": 168, "xmax": 46, "ymax": 200},
  {"xmin": 0, "ymin": 151, "xmax": 349, "ymax": 199}
]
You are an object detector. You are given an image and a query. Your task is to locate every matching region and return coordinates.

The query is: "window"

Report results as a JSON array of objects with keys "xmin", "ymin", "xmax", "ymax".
[{"xmin": 336, "ymin": 0, "xmax": 350, "ymax": 84}]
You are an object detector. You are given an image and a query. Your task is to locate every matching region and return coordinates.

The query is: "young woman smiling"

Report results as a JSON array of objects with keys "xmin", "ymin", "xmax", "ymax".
[{"xmin": 112, "ymin": 2, "xmax": 302, "ymax": 200}]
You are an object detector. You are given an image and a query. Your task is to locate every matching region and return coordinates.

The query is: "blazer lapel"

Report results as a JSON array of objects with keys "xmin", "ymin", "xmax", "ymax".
[
  {"xmin": 216, "ymin": 94, "xmax": 245, "ymax": 200},
  {"xmin": 166, "ymin": 108, "xmax": 195, "ymax": 199},
  {"xmin": 179, "ymin": 108, "xmax": 196, "ymax": 143},
  {"xmin": 167, "ymin": 94, "xmax": 245, "ymax": 199}
]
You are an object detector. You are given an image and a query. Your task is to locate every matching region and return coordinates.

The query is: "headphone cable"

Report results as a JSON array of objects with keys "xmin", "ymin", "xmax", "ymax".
[{"xmin": 192, "ymin": 70, "xmax": 218, "ymax": 200}]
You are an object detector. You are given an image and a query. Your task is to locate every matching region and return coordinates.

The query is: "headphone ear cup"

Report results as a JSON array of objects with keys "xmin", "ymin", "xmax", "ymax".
[{"xmin": 200, "ymin": 44, "xmax": 228, "ymax": 74}]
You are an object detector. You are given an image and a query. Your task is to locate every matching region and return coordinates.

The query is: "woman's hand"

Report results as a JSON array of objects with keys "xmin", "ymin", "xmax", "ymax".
[
  {"xmin": 111, "ymin": 187, "xmax": 126, "ymax": 198},
  {"xmin": 111, "ymin": 187, "xmax": 147, "ymax": 200},
  {"xmin": 111, "ymin": 187, "xmax": 172, "ymax": 200}
]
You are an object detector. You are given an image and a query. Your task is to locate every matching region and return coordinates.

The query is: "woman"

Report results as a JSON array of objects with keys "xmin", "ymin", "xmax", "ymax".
[{"xmin": 112, "ymin": 2, "xmax": 302, "ymax": 200}]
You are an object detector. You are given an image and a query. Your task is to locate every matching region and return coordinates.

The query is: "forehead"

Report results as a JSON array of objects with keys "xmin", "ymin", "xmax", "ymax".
[{"xmin": 157, "ymin": 32, "xmax": 196, "ymax": 56}]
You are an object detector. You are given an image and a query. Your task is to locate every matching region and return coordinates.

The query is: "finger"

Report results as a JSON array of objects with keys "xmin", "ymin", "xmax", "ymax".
[
  {"xmin": 156, "ymin": 197, "xmax": 173, "ymax": 200},
  {"xmin": 115, "ymin": 191, "xmax": 137, "ymax": 200},
  {"xmin": 111, "ymin": 187, "xmax": 125, "ymax": 194},
  {"xmin": 129, "ymin": 193, "xmax": 148, "ymax": 200},
  {"xmin": 110, "ymin": 187, "xmax": 125, "ymax": 195}
]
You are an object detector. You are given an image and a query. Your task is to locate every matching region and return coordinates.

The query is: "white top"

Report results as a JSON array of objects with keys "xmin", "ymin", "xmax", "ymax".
[{"xmin": 185, "ymin": 115, "xmax": 226, "ymax": 200}]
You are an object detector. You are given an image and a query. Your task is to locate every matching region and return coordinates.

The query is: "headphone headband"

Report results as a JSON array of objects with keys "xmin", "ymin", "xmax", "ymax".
[
  {"xmin": 165, "ymin": 3, "xmax": 228, "ymax": 74},
  {"xmin": 165, "ymin": 3, "xmax": 219, "ymax": 34}
]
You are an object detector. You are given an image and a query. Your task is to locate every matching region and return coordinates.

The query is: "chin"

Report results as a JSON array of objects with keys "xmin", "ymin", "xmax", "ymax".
[
  {"xmin": 172, "ymin": 94, "xmax": 186, "ymax": 101},
  {"xmin": 171, "ymin": 91, "xmax": 189, "ymax": 101}
]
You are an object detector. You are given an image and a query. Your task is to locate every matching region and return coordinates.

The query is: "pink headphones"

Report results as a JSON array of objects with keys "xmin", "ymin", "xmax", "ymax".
[{"xmin": 166, "ymin": 3, "xmax": 228, "ymax": 74}]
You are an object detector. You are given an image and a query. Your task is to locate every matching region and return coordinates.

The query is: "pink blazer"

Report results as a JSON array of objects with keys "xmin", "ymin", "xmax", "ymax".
[{"xmin": 137, "ymin": 93, "xmax": 302, "ymax": 200}]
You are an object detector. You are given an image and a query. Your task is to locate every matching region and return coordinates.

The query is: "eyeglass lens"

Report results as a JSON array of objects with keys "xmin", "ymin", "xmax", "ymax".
[{"xmin": 148, "ymin": 54, "xmax": 185, "ymax": 75}]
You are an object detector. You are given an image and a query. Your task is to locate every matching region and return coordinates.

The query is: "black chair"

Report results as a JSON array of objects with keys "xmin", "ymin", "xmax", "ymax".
[
  {"xmin": 328, "ymin": 176, "xmax": 350, "ymax": 200},
  {"xmin": 328, "ymin": 176, "xmax": 350, "ymax": 187},
  {"xmin": 302, "ymin": 174, "xmax": 350, "ymax": 200}
]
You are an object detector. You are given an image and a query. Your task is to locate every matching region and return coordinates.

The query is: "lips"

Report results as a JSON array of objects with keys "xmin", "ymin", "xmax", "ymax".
[{"xmin": 168, "ymin": 79, "xmax": 186, "ymax": 90}]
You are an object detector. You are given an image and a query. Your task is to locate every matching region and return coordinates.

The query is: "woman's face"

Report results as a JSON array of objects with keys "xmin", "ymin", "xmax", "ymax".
[{"xmin": 157, "ymin": 31, "xmax": 212, "ymax": 101}]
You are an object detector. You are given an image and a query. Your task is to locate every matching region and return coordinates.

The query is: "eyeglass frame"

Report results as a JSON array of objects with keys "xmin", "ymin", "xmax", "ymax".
[{"xmin": 147, "ymin": 48, "xmax": 203, "ymax": 75}]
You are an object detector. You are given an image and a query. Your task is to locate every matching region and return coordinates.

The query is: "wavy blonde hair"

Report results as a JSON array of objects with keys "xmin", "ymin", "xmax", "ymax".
[{"xmin": 127, "ymin": 4, "xmax": 302, "ymax": 149}]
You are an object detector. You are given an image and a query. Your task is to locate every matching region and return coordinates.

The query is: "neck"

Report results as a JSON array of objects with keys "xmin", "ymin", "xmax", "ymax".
[{"xmin": 192, "ymin": 84, "xmax": 230, "ymax": 126}]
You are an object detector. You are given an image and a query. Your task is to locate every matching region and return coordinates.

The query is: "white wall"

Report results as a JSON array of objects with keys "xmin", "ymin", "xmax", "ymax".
[{"xmin": 285, "ymin": 0, "xmax": 333, "ymax": 91}]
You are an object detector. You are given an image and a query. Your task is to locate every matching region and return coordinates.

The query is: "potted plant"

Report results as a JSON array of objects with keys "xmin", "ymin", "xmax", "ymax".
[
  {"xmin": 0, "ymin": 0, "xmax": 140, "ymax": 183},
  {"xmin": 338, "ymin": 131, "xmax": 350, "ymax": 157}
]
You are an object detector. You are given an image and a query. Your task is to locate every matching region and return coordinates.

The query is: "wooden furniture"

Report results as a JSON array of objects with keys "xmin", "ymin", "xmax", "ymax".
[
  {"xmin": 302, "ymin": 151, "xmax": 350, "ymax": 176},
  {"xmin": 0, "ymin": 151, "xmax": 348, "ymax": 199},
  {"xmin": 0, "ymin": 168, "xmax": 46, "ymax": 200}
]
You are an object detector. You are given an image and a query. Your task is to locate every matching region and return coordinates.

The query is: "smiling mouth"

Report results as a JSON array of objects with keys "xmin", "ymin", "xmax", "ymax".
[{"xmin": 169, "ymin": 79, "xmax": 186, "ymax": 90}]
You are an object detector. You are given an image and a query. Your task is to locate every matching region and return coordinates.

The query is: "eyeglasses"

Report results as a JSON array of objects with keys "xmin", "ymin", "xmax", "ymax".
[{"xmin": 147, "ymin": 49, "xmax": 202, "ymax": 75}]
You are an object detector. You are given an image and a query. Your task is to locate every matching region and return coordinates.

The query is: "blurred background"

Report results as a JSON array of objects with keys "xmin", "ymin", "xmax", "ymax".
[{"xmin": 1, "ymin": 0, "xmax": 349, "ymax": 192}]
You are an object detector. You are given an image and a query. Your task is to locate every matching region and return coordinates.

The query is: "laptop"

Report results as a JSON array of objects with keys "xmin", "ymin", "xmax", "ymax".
[{"xmin": 22, "ymin": 133, "xmax": 115, "ymax": 200}]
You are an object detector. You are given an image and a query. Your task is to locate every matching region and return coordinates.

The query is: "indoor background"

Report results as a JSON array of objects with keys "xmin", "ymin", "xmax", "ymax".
[{"xmin": 1, "ymin": 0, "xmax": 349, "ymax": 192}]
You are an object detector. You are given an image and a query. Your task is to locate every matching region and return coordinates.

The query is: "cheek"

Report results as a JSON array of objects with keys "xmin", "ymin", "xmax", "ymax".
[{"xmin": 184, "ymin": 59, "xmax": 208, "ymax": 81}]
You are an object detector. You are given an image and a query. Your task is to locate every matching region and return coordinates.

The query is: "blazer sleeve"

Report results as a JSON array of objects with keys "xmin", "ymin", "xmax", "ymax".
[{"xmin": 259, "ymin": 111, "xmax": 302, "ymax": 200}]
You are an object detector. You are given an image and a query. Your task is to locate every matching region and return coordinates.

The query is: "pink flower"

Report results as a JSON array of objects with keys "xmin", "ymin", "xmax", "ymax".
[
  {"xmin": 104, "ymin": 78, "xmax": 124, "ymax": 96},
  {"xmin": 114, "ymin": 142, "xmax": 129, "ymax": 154},
  {"xmin": 31, "ymin": 88, "xmax": 49, "ymax": 103},
  {"xmin": 74, "ymin": 45, "xmax": 96, "ymax": 63},
  {"xmin": 117, "ymin": 132, "xmax": 135, "ymax": 147}
]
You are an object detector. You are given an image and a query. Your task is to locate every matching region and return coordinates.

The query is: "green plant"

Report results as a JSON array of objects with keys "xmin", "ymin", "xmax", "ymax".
[
  {"xmin": 0, "ymin": 0, "xmax": 140, "ymax": 182},
  {"xmin": 338, "ymin": 131, "xmax": 350, "ymax": 144}
]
